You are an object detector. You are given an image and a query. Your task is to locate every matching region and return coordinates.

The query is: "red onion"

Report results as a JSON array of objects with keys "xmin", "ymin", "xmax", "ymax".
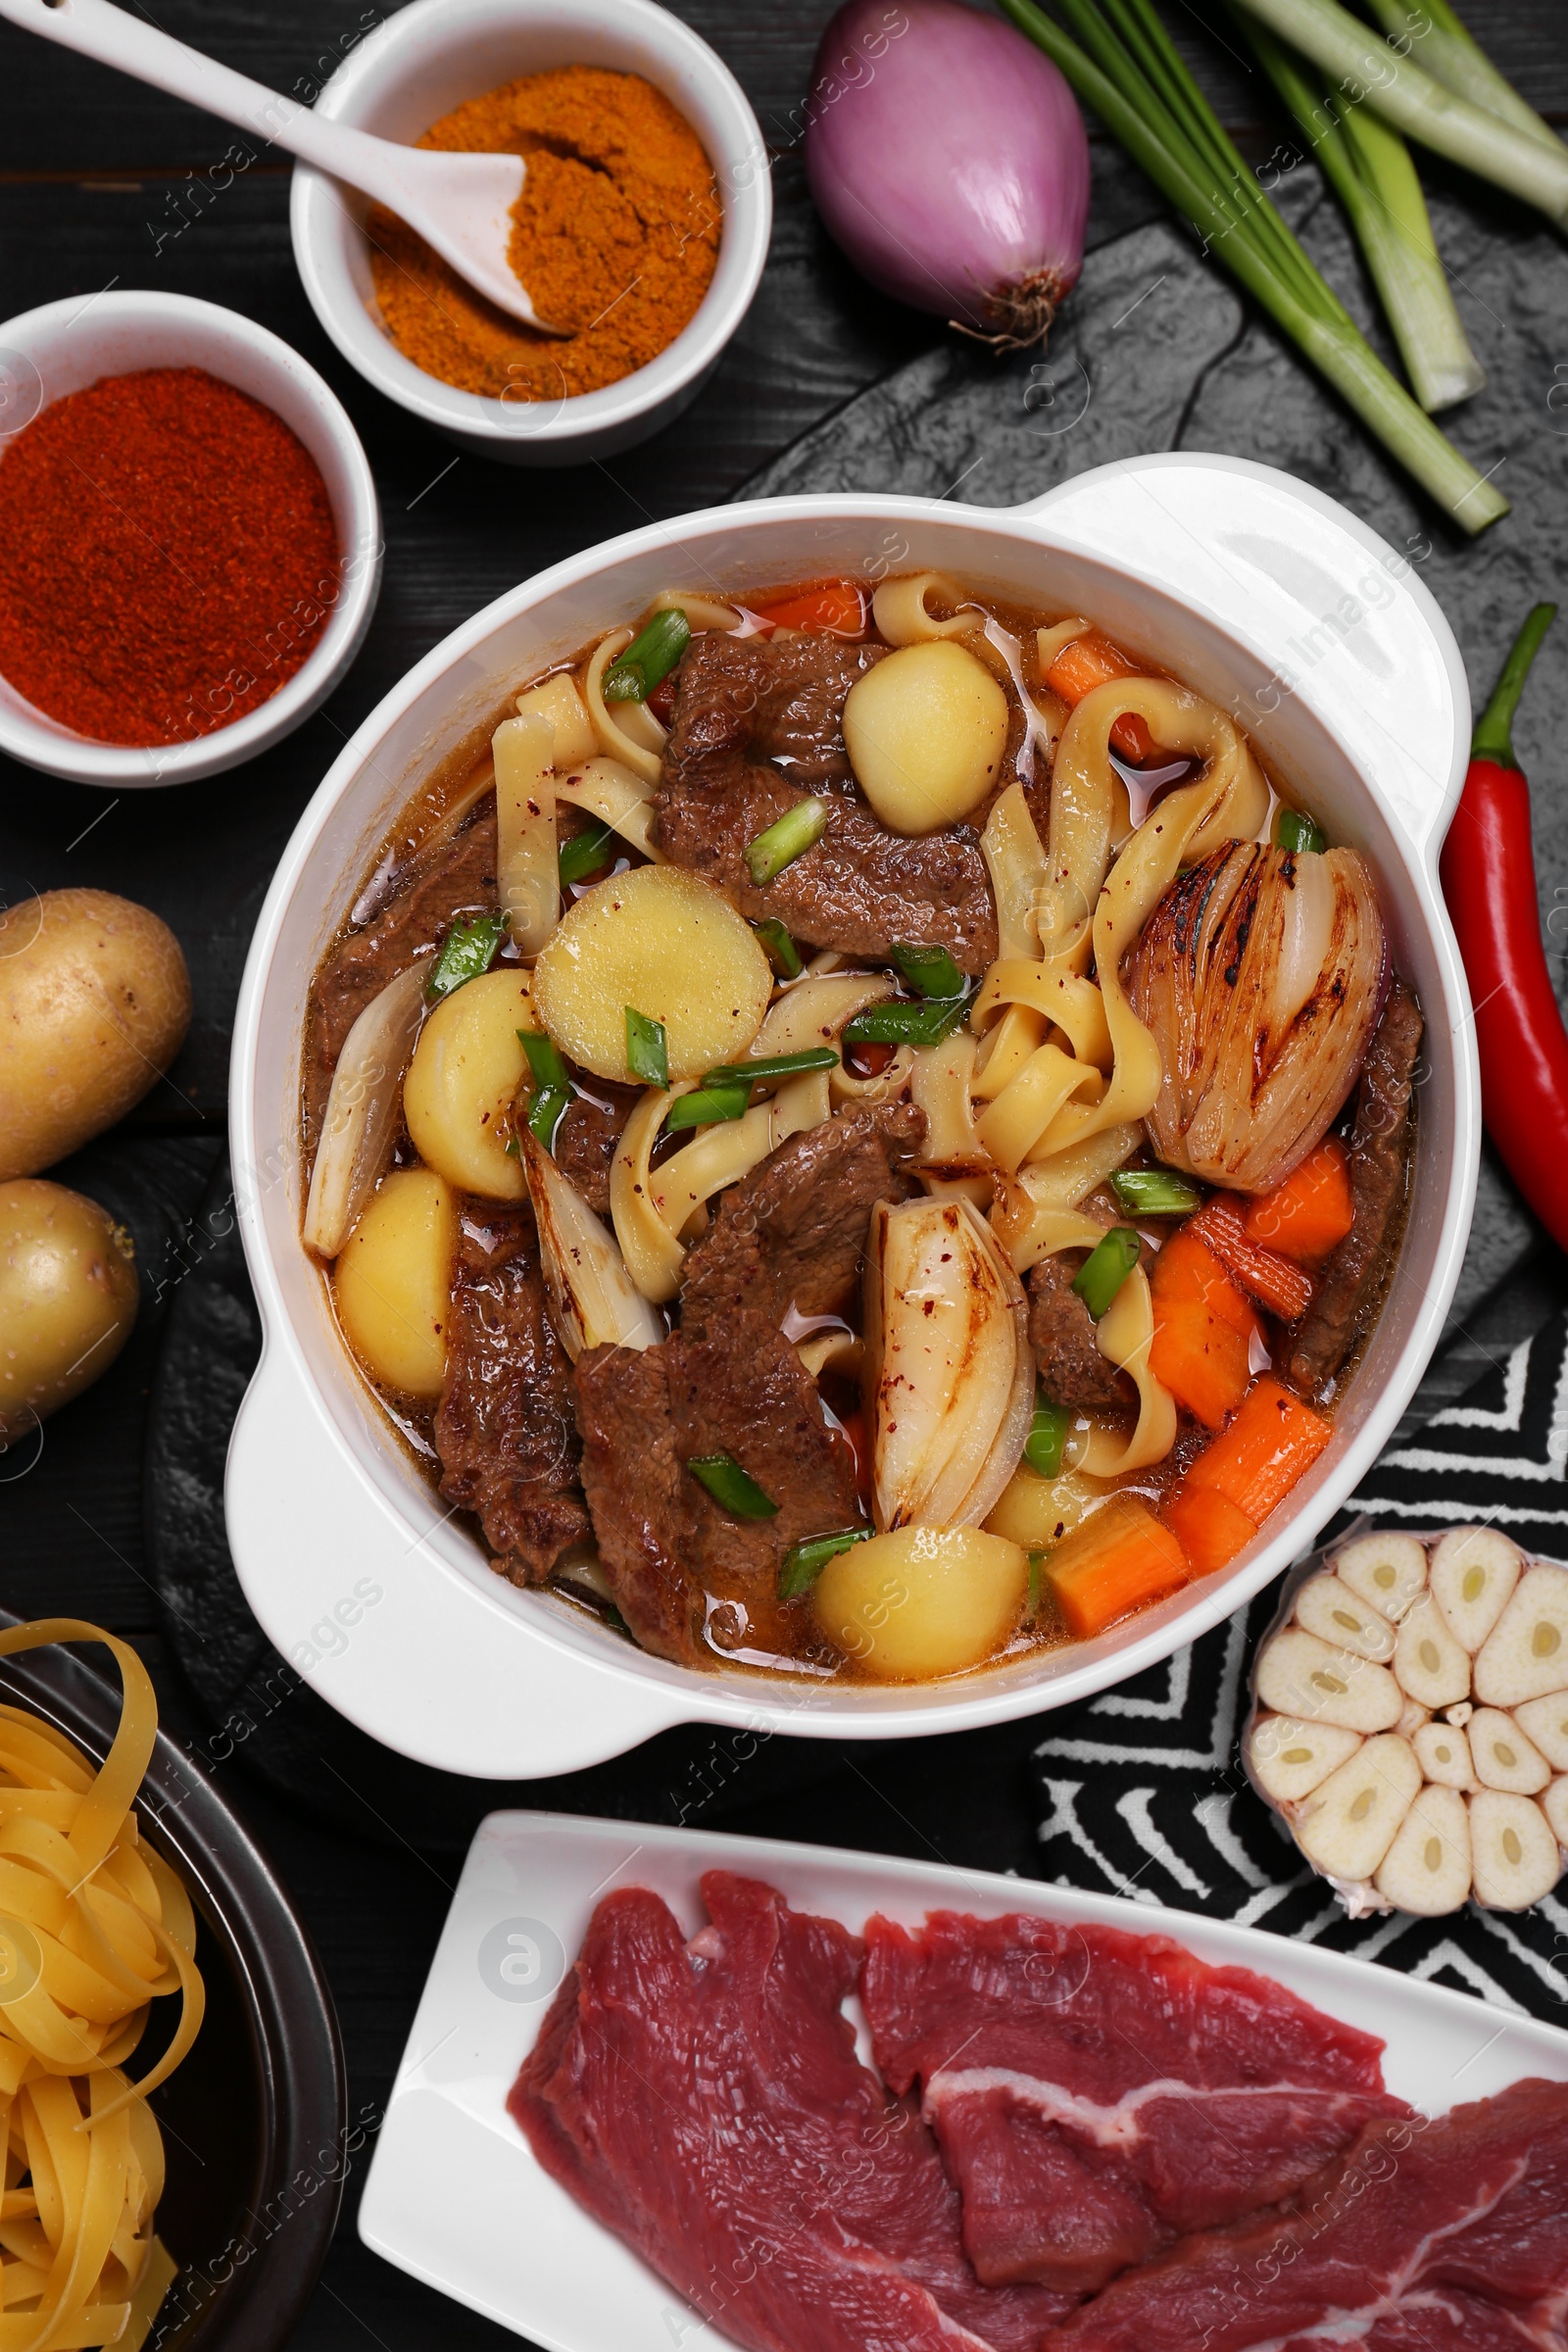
[{"xmin": 804, "ymin": 0, "xmax": 1090, "ymax": 351}]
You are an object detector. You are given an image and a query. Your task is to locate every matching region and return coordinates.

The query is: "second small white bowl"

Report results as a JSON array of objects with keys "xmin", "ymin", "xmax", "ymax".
[
  {"xmin": 290, "ymin": 0, "xmax": 772, "ymax": 466},
  {"xmin": 0, "ymin": 291, "xmax": 381, "ymax": 790}
]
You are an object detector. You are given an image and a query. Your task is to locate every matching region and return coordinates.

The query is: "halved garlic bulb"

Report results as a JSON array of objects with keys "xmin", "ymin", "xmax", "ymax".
[
  {"xmin": 863, "ymin": 1195, "xmax": 1031, "ymax": 1534},
  {"xmin": 1250, "ymin": 1528, "xmax": 1568, "ymax": 1917}
]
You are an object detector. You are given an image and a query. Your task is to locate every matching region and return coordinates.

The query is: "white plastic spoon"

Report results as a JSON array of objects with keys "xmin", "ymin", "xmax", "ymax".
[{"xmin": 0, "ymin": 0, "xmax": 562, "ymax": 331}]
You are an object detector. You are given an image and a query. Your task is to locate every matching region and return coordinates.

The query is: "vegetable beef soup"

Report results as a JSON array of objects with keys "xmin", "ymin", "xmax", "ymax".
[{"xmin": 300, "ymin": 572, "xmax": 1418, "ymax": 1684}]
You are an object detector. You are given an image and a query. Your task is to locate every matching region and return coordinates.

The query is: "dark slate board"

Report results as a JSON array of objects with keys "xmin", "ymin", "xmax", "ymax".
[{"xmin": 144, "ymin": 178, "xmax": 1567, "ymax": 1838}]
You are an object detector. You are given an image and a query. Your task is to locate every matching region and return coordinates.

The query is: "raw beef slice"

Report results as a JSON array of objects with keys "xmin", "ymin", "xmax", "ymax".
[
  {"xmin": 861, "ymin": 1910, "xmax": 1410, "ymax": 2294},
  {"xmin": 1038, "ymin": 2074, "xmax": 1568, "ymax": 2352},
  {"xmin": 510, "ymin": 1873, "xmax": 1073, "ymax": 2352}
]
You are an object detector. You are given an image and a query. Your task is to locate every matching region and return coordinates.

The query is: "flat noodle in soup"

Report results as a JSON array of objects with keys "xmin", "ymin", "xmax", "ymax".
[{"xmin": 300, "ymin": 572, "xmax": 1418, "ymax": 1684}]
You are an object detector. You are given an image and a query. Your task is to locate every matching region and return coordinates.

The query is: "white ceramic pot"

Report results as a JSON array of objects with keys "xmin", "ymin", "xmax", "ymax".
[
  {"xmin": 0, "ymin": 291, "xmax": 380, "ymax": 788},
  {"xmin": 289, "ymin": 0, "xmax": 771, "ymax": 466},
  {"xmin": 227, "ymin": 454, "xmax": 1478, "ymax": 1779}
]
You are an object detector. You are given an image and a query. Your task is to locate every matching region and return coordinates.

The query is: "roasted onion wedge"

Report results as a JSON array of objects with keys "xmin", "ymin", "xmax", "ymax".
[
  {"xmin": 521, "ymin": 1131, "xmax": 662, "ymax": 1359},
  {"xmin": 863, "ymin": 1195, "xmax": 1032, "ymax": 1534},
  {"xmin": 303, "ymin": 962, "xmax": 426, "ymax": 1259},
  {"xmin": 1131, "ymin": 841, "xmax": 1386, "ymax": 1194}
]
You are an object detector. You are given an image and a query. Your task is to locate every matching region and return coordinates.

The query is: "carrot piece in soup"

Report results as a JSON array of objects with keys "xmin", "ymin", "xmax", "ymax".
[
  {"xmin": 750, "ymin": 579, "xmax": 866, "ymax": 636},
  {"xmin": 1044, "ymin": 1494, "xmax": 1190, "ymax": 1640},
  {"xmin": 1188, "ymin": 1197, "xmax": 1315, "ymax": 1322},
  {"xmin": 1152, "ymin": 1227, "xmax": 1258, "ymax": 1341},
  {"xmin": 1150, "ymin": 1298, "xmax": 1252, "ymax": 1431},
  {"xmin": 1243, "ymin": 1140, "xmax": 1354, "ymax": 1264},
  {"xmin": 1185, "ymin": 1376, "xmax": 1332, "ymax": 1525},
  {"xmin": 1044, "ymin": 630, "xmax": 1156, "ymax": 764},
  {"xmin": 1161, "ymin": 1486, "xmax": 1258, "ymax": 1577}
]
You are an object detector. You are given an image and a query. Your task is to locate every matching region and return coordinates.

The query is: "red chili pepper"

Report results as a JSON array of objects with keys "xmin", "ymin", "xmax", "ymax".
[{"xmin": 1439, "ymin": 602, "xmax": 1566, "ymax": 1250}]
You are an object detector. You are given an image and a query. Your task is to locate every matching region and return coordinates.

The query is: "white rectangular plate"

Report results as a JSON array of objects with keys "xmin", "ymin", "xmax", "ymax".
[{"xmin": 359, "ymin": 1812, "xmax": 1568, "ymax": 2351}]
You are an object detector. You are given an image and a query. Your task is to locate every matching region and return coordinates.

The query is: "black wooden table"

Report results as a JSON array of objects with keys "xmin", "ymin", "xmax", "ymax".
[{"xmin": 2, "ymin": 6, "xmax": 1564, "ymax": 2345}]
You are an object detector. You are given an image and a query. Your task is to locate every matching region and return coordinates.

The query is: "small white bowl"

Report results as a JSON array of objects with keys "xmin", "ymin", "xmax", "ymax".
[
  {"xmin": 289, "ymin": 0, "xmax": 771, "ymax": 466},
  {"xmin": 0, "ymin": 291, "xmax": 381, "ymax": 791}
]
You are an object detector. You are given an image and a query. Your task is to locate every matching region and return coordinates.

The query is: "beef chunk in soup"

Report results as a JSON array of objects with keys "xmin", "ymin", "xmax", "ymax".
[
  {"xmin": 551, "ymin": 1078, "xmax": 642, "ymax": 1216},
  {"xmin": 1027, "ymin": 1254, "xmax": 1136, "ymax": 1415},
  {"xmin": 573, "ymin": 1313, "xmax": 860, "ymax": 1667},
  {"xmin": 1288, "ymin": 981, "xmax": 1423, "ymax": 1402},
  {"xmin": 658, "ymin": 632, "xmax": 999, "ymax": 976},
  {"xmin": 309, "ymin": 808, "xmax": 498, "ymax": 1142},
  {"xmin": 434, "ymin": 1196, "xmax": 590, "ymax": 1585},
  {"xmin": 681, "ymin": 1102, "xmax": 927, "ymax": 1335}
]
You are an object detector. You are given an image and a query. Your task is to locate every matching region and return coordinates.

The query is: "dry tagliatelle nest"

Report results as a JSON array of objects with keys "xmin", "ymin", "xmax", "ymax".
[{"xmin": 1246, "ymin": 1528, "xmax": 1568, "ymax": 1917}]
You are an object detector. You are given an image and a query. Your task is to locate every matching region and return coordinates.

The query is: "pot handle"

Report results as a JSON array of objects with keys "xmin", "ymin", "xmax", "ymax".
[
  {"xmin": 1012, "ymin": 453, "xmax": 1470, "ymax": 863},
  {"xmin": 225, "ymin": 1342, "xmax": 687, "ymax": 1780}
]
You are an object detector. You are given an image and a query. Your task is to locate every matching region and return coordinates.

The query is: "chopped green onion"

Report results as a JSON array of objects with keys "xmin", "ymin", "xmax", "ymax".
[
  {"xmin": 995, "ymin": 0, "xmax": 1509, "ymax": 531},
  {"xmin": 843, "ymin": 991, "xmax": 974, "ymax": 1050},
  {"xmin": 1274, "ymin": 807, "xmax": 1327, "ymax": 856},
  {"xmin": 1072, "ymin": 1227, "xmax": 1141, "ymax": 1320},
  {"xmin": 1229, "ymin": 0, "xmax": 1568, "ymax": 227},
  {"xmin": 602, "ymin": 609, "xmax": 691, "ymax": 704},
  {"xmin": 625, "ymin": 1006, "xmax": 668, "ymax": 1088},
  {"xmin": 559, "ymin": 818, "xmax": 615, "ymax": 885},
  {"xmin": 528, "ymin": 1085, "xmax": 572, "ymax": 1149},
  {"xmin": 425, "ymin": 911, "xmax": 505, "ymax": 1001},
  {"xmin": 1240, "ymin": 18, "xmax": 1483, "ymax": 414},
  {"xmin": 778, "ymin": 1525, "xmax": 871, "ymax": 1599},
  {"xmin": 890, "ymin": 941, "xmax": 965, "ymax": 1001},
  {"xmin": 519, "ymin": 1029, "xmax": 570, "ymax": 1090},
  {"xmin": 1110, "ymin": 1166, "xmax": 1202, "ymax": 1216},
  {"xmin": 754, "ymin": 917, "xmax": 803, "ymax": 979},
  {"xmin": 1023, "ymin": 1394, "xmax": 1071, "ymax": 1480},
  {"xmin": 686, "ymin": 1452, "xmax": 779, "ymax": 1519},
  {"xmin": 1026, "ymin": 1550, "xmax": 1048, "ymax": 1620},
  {"xmin": 663, "ymin": 1083, "xmax": 752, "ymax": 1133},
  {"xmin": 746, "ymin": 797, "xmax": 827, "ymax": 885},
  {"xmin": 704, "ymin": 1048, "xmax": 839, "ymax": 1088}
]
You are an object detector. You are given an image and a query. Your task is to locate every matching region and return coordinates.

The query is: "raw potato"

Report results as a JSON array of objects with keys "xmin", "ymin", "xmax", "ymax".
[
  {"xmin": 1248, "ymin": 1715, "xmax": 1362, "ymax": 1804},
  {"xmin": 333, "ymin": 1169, "xmax": 457, "ymax": 1398},
  {"xmin": 1474, "ymin": 1566, "xmax": 1568, "ymax": 1707},
  {"xmin": 1467, "ymin": 1707, "xmax": 1550, "ymax": 1795},
  {"xmin": 1374, "ymin": 1784, "xmax": 1472, "ymax": 1917},
  {"xmin": 1294, "ymin": 1734, "xmax": 1421, "ymax": 1882},
  {"xmin": 842, "ymin": 641, "xmax": 1008, "ymax": 835},
  {"xmin": 1253, "ymin": 1627, "xmax": 1403, "ymax": 1734},
  {"xmin": 403, "ymin": 969, "xmax": 533, "ymax": 1200},
  {"xmin": 0, "ymin": 1179, "xmax": 137, "ymax": 1437},
  {"xmin": 812, "ymin": 1525, "xmax": 1028, "ymax": 1682},
  {"xmin": 1335, "ymin": 1532, "xmax": 1427, "ymax": 1622},
  {"xmin": 1294, "ymin": 1573, "xmax": 1396, "ymax": 1663},
  {"xmin": 1393, "ymin": 1594, "xmax": 1471, "ymax": 1710},
  {"xmin": 1429, "ymin": 1526, "xmax": 1522, "ymax": 1653},
  {"xmin": 1512, "ymin": 1693, "xmax": 1568, "ymax": 1773},
  {"xmin": 531, "ymin": 866, "xmax": 771, "ymax": 1083},
  {"xmin": 0, "ymin": 890, "xmax": 191, "ymax": 1179},
  {"xmin": 1412, "ymin": 1720, "xmax": 1476, "ymax": 1790},
  {"xmin": 1469, "ymin": 1788, "xmax": 1560, "ymax": 1910}
]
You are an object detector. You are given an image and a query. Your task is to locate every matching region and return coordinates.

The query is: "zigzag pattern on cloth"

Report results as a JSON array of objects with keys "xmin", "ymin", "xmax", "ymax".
[{"xmin": 1033, "ymin": 1315, "xmax": 1568, "ymax": 2023}]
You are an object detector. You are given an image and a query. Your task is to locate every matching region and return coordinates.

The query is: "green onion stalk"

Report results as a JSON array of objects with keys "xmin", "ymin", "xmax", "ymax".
[
  {"xmin": 1228, "ymin": 0, "xmax": 1568, "ymax": 225},
  {"xmin": 1238, "ymin": 14, "xmax": 1482, "ymax": 413},
  {"xmin": 1364, "ymin": 0, "xmax": 1567, "ymax": 156},
  {"xmin": 996, "ymin": 0, "xmax": 1509, "ymax": 532}
]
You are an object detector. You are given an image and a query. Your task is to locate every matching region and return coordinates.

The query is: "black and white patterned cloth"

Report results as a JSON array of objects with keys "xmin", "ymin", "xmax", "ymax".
[{"xmin": 1032, "ymin": 1315, "xmax": 1568, "ymax": 2022}]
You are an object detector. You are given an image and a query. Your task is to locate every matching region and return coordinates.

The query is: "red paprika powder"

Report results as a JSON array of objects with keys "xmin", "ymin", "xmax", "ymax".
[{"xmin": 0, "ymin": 366, "xmax": 341, "ymax": 746}]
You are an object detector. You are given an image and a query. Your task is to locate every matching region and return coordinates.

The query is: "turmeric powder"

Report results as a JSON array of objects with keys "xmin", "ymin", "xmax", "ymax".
[{"xmin": 368, "ymin": 68, "xmax": 721, "ymax": 404}]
